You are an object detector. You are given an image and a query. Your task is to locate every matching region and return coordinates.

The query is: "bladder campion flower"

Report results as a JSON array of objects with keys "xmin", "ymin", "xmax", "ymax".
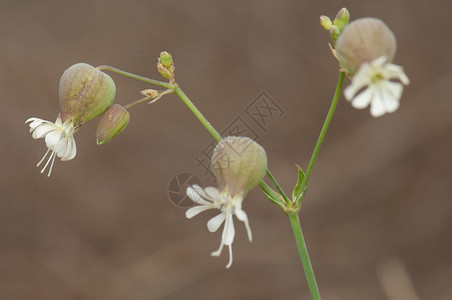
[
  {"xmin": 26, "ymin": 116, "xmax": 77, "ymax": 177},
  {"xmin": 336, "ymin": 18, "xmax": 409, "ymax": 117},
  {"xmin": 343, "ymin": 56, "xmax": 409, "ymax": 117},
  {"xmin": 186, "ymin": 136, "xmax": 267, "ymax": 268},
  {"xmin": 26, "ymin": 63, "xmax": 116, "ymax": 176}
]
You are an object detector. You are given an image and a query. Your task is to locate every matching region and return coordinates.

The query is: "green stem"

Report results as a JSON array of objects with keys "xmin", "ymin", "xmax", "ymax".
[
  {"xmin": 96, "ymin": 65, "xmax": 172, "ymax": 89},
  {"xmin": 289, "ymin": 214, "xmax": 321, "ymax": 300},
  {"xmin": 266, "ymin": 169, "xmax": 291, "ymax": 205},
  {"xmin": 123, "ymin": 96, "xmax": 151, "ymax": 109},
  {"xmin": 296, "ymin": 72, "xmax": 345, "ymax": 202},
  {"xmin": 174, "ymin": 87, "xmax": 222, "ymax": 141}
]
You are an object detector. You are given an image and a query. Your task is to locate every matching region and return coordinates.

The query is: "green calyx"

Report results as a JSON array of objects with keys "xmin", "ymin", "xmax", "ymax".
[
  {"xmin": 96, "ymin": 104, "xmax": 130, "ymax": 145},
  {"xmin": 211, "ymin": 136, "xmax": 267, "ymax": 197},
  {"xmin": 336, "ymin": 18, "xmax": 397, "ymax": 76},
  {"xmin": 59, "ymin": 63, "xmax": 116, "ymax": 127}
]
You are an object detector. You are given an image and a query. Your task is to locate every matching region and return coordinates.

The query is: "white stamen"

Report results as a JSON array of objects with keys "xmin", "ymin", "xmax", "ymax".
[{"xmin": 36, "ymin": 148, "xmax": 51, "ymax": 167}]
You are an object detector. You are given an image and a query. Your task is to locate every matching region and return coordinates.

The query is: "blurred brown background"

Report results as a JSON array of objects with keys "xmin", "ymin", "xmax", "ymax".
[{"xmin": 1, "ymin": 0, "xmax": 451, "ymax": 299}]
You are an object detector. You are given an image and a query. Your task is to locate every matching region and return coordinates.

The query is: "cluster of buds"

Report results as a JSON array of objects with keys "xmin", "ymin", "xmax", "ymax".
[
  {"xmin": 320, "ymin": 8, "xmax": 350, "ymax": 45},
  {"xmin": 322, "ymin": 9, "xmax": 410, "ymax": 117},
  {"xmin": 186, "ymin": 136, "xmax": 267, "ymax": 268}
]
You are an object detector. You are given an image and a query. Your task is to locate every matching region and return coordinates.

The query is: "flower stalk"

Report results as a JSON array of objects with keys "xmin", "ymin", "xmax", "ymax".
[
  {"xmin": 96, "ymin": 65, "xmax": 172, "ymax": 89},
  {"xmin": 295, "ymin": 72, "xmax": 345, "ymax": 203},
  {"xmin": 289, "ymin": 214, "xmax": 321, "ymax": 300}
]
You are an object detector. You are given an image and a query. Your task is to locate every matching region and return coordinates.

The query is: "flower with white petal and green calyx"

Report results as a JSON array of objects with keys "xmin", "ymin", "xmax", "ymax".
[
  {"xmin": 26, "ymin": 117, "xmax": 77, "ymax": 177},
  {"xmin": 26, "ymin": 63, "xmax": 116, "ymax": 176},
  {"xmin": 336, "ymin": 17, "xmax": 409, "ymax": 117},
  {"xmin": 344, "ymin": 56, "xmax": 409, "ymax": 117},
  {"xmin": 186, "ymin": 136, "xmax": 267, "ymax": 268}
]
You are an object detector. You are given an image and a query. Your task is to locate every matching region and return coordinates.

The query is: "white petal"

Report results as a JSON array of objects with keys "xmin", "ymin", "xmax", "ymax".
[
  {"xmin": 235, "ymin": 209, "xmax": 252, "ymax": 242},
  {"xmin": 186, "ymin": 187, "xmax": 212, "ymax": 205},
  {"xmin": 58, "ymin": 142, "xmax": 71, "ymax": 160},
  {"xmin": 370, "ymin": 82, "xmax": 403, "ymax": 117},
  {"xmin": 61, "ymin": 138, "xmax": 77, "ymax": 161},
  {"xmin": 398, "ymin": 71, "xmax": 410, "ymax": 85},
  {"xmin": 370, "ymin": 100, "xmax": 387, "ymax": 117},
  {"xmin": 52, "ymin": 136, "xmax": 69, "ymax": 155},
  {"xmin": 26, "ymin": 117, "xmax": 40, "ymax": 123},
  {"xmin": 383, "ymin": 81, "xmax": 404, "ymax": 100},
  {"xmin": 185, "ymin": 205, "xmax": 213, "ymax": 219},
  {"xmin": 372, "ymin": 56, "xmax": 388, "ymax": 66},
  {"xmin": 221, "ymin": 213, "xmax": 235, "ymax": 245},
  {"xmin": 45, "ymin": 130, "xmax": 64, "ymax": 148},
  {"xmin": 207, "ymin": 213, "xmax": 226, "ymax": 233},
  {"xmin": 27, "ymin": 118, "xmax": 45, "ymax": 129},
  {"xmin": 211, "ymin": 241, "xmax": 224, "ymax": 257},
  {"xmin": 376, "ymin": 59, "xmax": 410, "ymax": 86},
  {"xmin": 204, "ymin": 186, "xmax": 221, "ymax": 200},
  {"xmin": 344, "ymin": 64, "xmax": 373, "ymax": 100},
  {"xmin": 32, "ymin": 124, "xmax": 56, "ymax": 139},
  {"xmin": 350, "ymin": 86, "xmax": 373, "ymax": 109},
  {"xmin": 225, "ymin": 245, "xmax": 233, "ymax": 269},
  {"xmin": 344, "ymin": 80, "xmax": 363, "ymax": 101}
]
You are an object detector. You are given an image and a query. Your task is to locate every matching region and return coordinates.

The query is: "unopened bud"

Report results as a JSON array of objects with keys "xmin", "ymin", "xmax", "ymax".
[
  {"xmin": 157, "ymin": 60, "xmax": 172, "ymax": 79},
  {"xmin": 333, "ymin": 8, "xmax": 350, "ymax": 29},
  {"xmin": 336, "ymin": 18, "xmax": 397, "ymax": 76},
  {"xmin": 160, "ymin": 51, "xmax": 173, "ymax": 68},
  {"xmin": 141, "ymin": 89, "xmax": 160, "ymax": 98},
  {"xmin": 59, "ymin": 63, "xmax": 116, "ymax": 127},
  {"xmin": 96, "ymin": 104, "xmax": 130, "ymax": 145},
  {"xmin": 211, "ymin": 136, "xmax": 267, "ymax": 197},
  {"xmin": 320, "ymin": 16, "xmax": 333, "ymax": 30}
]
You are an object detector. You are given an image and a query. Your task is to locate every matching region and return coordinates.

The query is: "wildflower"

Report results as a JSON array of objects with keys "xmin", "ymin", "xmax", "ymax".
[
  {"xmin": 185, "ymin": 136, "xmax": 267, "ymax": 268},
  {"xmin": 344, "ymin": 56, "xmax": 409, "ymax": 117},
  {"xmin": 336, "ymin": 17, "xmax": 409, "ymax": 117},
  {"xmin": 26, "ymin": 117, "xmax": 76, "ymax": 177},
  {"xmin": 26, "ymin": 63, "xmax": 116, "ymax": 176}
]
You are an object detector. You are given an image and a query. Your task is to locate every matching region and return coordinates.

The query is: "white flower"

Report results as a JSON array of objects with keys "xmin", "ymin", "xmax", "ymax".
[
  {"xmin": 344, "ymin": 56, "xmax": 410, "ymax": 117},
  {"xmin": 26, "ymin": 116, "xmax": 77, "ymax": 177},
  {"xmin": 186, "ymin": 184, "xmax": 252, "ymax": 268}
]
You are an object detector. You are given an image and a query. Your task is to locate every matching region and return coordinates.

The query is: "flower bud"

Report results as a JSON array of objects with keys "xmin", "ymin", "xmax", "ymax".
[
  {"xmin": 157, "ymin": 61, "xmax": 172, "ymax": 79},
  {"xmin": 333, "ymin": 8, "xmax": 350, "ymax": 29},
  {"xmin": 336, "ymin": 18, "xmax": 397, "ymax": 76},
  {"xmin": 59, "ymin": 63, "xmax": 116, "ymax": 127},
  {"xmin": 160, "ymin": 51, "xmax": 173, "ymax": 68},
  {"xmin": 320, "ymin": 15, "xmax": 333, "ymax": 30},
  {"xmin": 96, "ymin": 104, "xmax": 130, "ymax": 145},
  {"xmin": 211, "ymin": 136, "xmax": 267, "ymax": 197}
]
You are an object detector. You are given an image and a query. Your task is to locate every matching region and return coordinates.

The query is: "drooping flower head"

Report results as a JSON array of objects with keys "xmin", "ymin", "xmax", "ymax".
[
  {"xmin": 336, "ymin": 18, "xmax": 409, "ymax": 117},
  {"xmin": 26, "ymin": 63, "xmax": 116, "ymax": 176},
  {"xmin": 186, "ymin": 136, "xmax": 267, "ymax": 268}
]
